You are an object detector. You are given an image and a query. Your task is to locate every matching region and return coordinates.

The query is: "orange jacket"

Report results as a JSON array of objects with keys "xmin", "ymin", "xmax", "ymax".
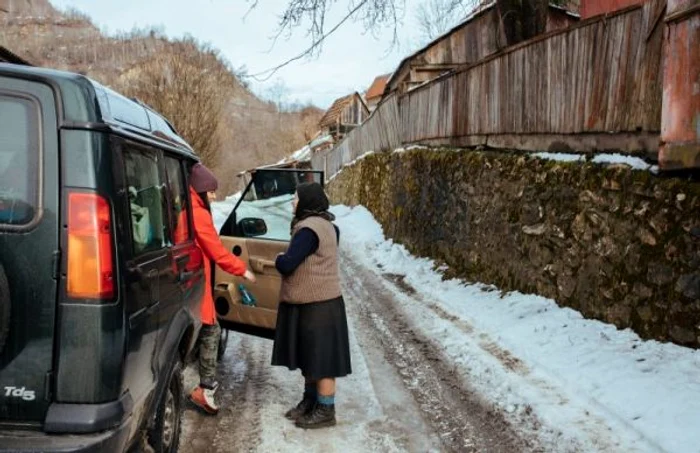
[{"xmin": 191, "ymin": 187, "xmax": 247, "ymax": 325}]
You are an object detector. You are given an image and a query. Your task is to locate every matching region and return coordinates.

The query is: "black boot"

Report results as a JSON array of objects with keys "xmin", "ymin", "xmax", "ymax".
[
  {"xmin": 284, "ymin": 396, "xmax": 315, "ymax": 420},
  {"xmin": 295, "ymin": 403, "xmax": 336, "ymax": 429}
]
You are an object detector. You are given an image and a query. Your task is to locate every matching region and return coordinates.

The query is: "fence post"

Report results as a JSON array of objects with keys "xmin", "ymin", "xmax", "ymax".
[{"xmin": 659, "ymin": 0, "xmax": 700, "ymax": 170}]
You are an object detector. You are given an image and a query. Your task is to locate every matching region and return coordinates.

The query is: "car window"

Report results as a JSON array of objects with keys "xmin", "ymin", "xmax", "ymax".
[
  {"xmin": 247, "ymin": 170, "xmax": 322, "ymax": 201},
  {"xmin": 164, "ymin": 156, "xmax": 190, "ymax": 245},
  {"xmin": 123, "ymin": 148, "xmax": 169, "ymax": 254},
  {"xmin": 0, "ymin": 95, "xmax": 39, "ymax": 226},
  {"xmin": 234, "ymin": 170, "xmax": 323, "ymax": 242}
]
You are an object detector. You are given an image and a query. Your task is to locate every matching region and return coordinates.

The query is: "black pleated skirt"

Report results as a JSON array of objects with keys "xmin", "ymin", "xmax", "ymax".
[{"xmin": 271, "ymin": 296, "xmax": 352, "ymax": 380}]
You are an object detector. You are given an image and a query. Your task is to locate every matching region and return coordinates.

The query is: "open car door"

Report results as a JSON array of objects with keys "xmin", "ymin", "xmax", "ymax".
[{"xmin": 215, "ymin": 168, "xmax": 324, "ymax": 338}]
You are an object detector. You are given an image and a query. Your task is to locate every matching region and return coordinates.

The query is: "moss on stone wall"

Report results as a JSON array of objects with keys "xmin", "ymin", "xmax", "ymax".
[{"xmin": 328, "ymin": 149, "xmax": 700, "ymax": 347}]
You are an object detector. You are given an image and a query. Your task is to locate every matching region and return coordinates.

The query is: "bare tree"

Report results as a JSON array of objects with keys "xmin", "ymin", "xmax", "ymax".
[
  {"xmin": 117, "ymin": 40, "xmax": 234, "ymax": 168},
  {"xmin": 1, "ymin": 8, "xmax": 319, "ymax": 196},
  {"xmin": 265, "ymin": 78, "xmax": 292, "ymax": 111},
  {"xmin": 415, "ymin": 0, "xmax": 478, "ymax": 43},
  {"xmin": 248, "ymin": 0, "xmax": 403, "ymax": 81},
  {"xmin": 249, "ymin": 0, "xmax": 572, "ymax": 79}
]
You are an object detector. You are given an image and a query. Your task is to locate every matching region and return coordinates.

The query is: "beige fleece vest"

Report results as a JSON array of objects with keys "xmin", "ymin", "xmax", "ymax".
[{"xmin": 279, "ymin": 216, "xmax": 342, "ymax": 304}]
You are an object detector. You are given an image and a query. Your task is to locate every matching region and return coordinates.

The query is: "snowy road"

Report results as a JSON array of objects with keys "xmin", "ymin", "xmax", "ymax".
[
  {"xmin": 181, "ymin": 204, "xmax": 700, "ymax": 453},
  {"xmin": 180, "ymin": 249, "xmax": 534, "ymax": 452}
]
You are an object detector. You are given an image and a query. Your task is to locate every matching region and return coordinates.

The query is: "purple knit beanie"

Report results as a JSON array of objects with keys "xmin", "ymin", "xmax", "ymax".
[{"xmin": 190, "ymin": 163, "xmax": 218, "ymax": 193}]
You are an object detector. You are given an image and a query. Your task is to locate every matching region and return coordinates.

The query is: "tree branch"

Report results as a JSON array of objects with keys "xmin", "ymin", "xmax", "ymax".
[{"xmin": 246, "ymin": 0, "xmax": 370, "ymax": 82}]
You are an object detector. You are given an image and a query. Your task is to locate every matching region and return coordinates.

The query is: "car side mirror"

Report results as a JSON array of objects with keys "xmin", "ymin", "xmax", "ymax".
[{"xmin": 238, "ymin": 217, "xmax": 268, "ymax": 238}]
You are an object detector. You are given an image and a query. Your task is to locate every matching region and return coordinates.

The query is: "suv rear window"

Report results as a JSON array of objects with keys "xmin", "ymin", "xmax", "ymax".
[
  {"xmin": 123, "ymin": 148, "xmax": 169, "ymax": 255},
  {"xmin": 0, "ymin": 95, "xmax": 39, "ymax": 227}
]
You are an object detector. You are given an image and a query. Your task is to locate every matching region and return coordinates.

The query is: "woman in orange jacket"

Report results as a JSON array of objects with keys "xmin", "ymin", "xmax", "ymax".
[{"xmin": 187, "ymin": 163, "xmax": 256, "ymax": 415}]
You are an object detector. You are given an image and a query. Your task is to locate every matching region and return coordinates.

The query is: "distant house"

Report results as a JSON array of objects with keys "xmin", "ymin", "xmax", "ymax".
[
  {"xmin": 364, "ymin": 73, "xmax": 391, "ymax": 112},
  {"xmin": 318, "ymin": 92, "xmax": 369, "ymax": 141},
  {"xmin": 579, "ymin": 0, "xmax": 646, "ymax": 19},
  {"xmin": 0, "ymin": 45, "xmax": 32, "ymax": 65},
  {"xmin": 384, "ymin": 1, "xmax": 579, "ymax": 97}
]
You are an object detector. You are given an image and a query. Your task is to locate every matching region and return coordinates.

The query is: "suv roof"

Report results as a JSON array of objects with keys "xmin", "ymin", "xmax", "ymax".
[{"xmin": 0, "ymin": 63, "xmax": 196, "ymax": 158}]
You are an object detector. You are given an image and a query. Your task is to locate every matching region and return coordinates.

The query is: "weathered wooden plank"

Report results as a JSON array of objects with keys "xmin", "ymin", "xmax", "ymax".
[{"xmin": 315, "ymin": 1, "xmax": 665, "ymax": 177}]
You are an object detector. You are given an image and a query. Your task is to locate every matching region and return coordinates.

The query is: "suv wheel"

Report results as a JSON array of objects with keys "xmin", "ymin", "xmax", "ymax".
[
  {"xmin": 191, "ymin": 328, "xmax": 229, "ymax": 363},
  {"xmin": 148, "ymin": 360, "xmax": 183, "ymax": 453},
  {"xmin": 0, "ymin": 264, "xmax": 10, "ymax": 354},
  {"xmin": 216, "ymin": 329, "xmax": 229, "ymax": 361}
]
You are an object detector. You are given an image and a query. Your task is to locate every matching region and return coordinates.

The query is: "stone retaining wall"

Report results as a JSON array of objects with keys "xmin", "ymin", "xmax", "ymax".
[{"xmin": 327, "ymin": 149, "xmax": 700, "ymax": 347}]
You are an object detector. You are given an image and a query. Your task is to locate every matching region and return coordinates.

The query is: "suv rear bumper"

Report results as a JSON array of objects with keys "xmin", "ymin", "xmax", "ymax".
[{"xmin": 0, "ymin": 418, "xmax": 130, "ymax": 452}]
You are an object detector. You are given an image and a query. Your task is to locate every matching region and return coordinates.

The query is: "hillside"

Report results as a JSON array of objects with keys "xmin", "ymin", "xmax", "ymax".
[{"xmin": 0, "ymin": 0, "xmax": 324, "ymax": 194}]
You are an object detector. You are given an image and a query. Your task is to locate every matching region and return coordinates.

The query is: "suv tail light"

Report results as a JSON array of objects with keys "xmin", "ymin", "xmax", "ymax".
[{"xmin": 67, "ymin": 192, "xmax": 114, "ymax": 299}]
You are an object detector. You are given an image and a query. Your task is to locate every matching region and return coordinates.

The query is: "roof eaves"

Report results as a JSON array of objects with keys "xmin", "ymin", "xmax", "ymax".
[{"xmin": 385, "ymin": 2, "xmax": 496, "ymax": 91}]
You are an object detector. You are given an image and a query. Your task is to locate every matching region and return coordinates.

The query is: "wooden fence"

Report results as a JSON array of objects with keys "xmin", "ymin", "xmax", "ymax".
[
  {"xmin": 312, "ymin": 93, "xmax": 402, "ymax": 176},
  {"xmin": 313, "ymin": 0, "xmax": 667, "ymax": 179}
]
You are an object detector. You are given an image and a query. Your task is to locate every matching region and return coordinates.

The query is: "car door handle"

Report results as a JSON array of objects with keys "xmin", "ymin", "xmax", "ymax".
[
  {"xmin": 146, "ymin": 301, "xmax": 160, "ymax": 314},
  {"xmin": 175, "ymin": 254, "xmax": 190, "ymax": 267},
  {"xmin": 127, "ymin": 266, "xmax": 144, "ymax": 282},
  {"xmin": 249, "ymin": 258, "xmax": 275, "ymax": 273}
]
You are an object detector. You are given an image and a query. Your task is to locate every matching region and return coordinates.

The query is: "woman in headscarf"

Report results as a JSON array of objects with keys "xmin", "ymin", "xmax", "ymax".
[{"xmin": 272, "ymin": 182, "xmax": 352, "ymax": 429}]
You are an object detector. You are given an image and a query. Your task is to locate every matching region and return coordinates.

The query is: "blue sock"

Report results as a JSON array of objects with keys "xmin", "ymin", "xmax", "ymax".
[
  {"xmin": 317, "ymin": 394, "xmax": 335, "ymax": 406},
  {"xmin": 304, "ymin": 383, "xmax": 317, "ymax": 399}
]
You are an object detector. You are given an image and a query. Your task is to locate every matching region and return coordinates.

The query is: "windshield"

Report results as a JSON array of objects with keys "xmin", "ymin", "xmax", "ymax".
[{"xmin": 222, "ymin": 169, "xmax": 323, "ymax": 240}]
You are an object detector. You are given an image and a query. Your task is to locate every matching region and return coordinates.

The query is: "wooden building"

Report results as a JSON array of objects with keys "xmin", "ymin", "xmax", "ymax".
[
  {"xmin": 364, "ymin": 73, "xmax": 391, "ymax": 112},
  {"xmin": 384, "ymin": 1, "xmax": 579, "ymax": 96},
  {"xmin": 318, "ymin": 92, "xmax": 369, "ymax": 141},
  {"xmin": 580, "ymin": 0, "xmax": 647, "ymax": 19}
]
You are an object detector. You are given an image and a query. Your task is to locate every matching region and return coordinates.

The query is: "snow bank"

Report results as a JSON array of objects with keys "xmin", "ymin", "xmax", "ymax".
[
  {"xmin": 533, "ymin": 152, "xmax": 657, "ymax": 171},
  {"xmin": 332, "ymin": 204, "xmax": 700, "ymax": 453},
  {"xmin": 309, "ymin": 134, "xmax": 333, "ymax": 149},
  {"xmin": 532, "ymin": 152, "xmax": 586, "ymax": 163}
]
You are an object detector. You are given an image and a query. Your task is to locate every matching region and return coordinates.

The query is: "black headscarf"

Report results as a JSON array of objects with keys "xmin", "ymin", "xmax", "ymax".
[{"xmin": 291, "ymin": 182, "xmax": 335, "ymax": 231}]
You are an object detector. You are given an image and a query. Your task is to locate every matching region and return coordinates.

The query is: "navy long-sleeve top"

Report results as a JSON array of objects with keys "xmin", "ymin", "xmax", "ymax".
[{"xmin": 275, "ymin": 225, "xmax": 340, "ymax": 277}]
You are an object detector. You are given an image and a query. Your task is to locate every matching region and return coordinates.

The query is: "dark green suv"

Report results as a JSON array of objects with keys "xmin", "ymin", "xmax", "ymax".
[{"xmin": 0, "ymin": 64, "xmax": 205, "ymax": 452}]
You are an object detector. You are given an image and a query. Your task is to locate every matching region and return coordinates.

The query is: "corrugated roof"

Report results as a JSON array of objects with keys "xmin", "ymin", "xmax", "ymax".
[
  {"xmin": 319, "ymin": 93, "xmax": 357, "ymax": 128},
  {"xmin": 365, "ymin": 73, "xmax": 391, "ymax": 100}
]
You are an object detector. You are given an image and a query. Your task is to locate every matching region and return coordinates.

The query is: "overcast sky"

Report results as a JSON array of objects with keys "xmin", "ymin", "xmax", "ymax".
[{"xmin": 50, "ymin": 0, "xmax": 435, "ymax": 109}]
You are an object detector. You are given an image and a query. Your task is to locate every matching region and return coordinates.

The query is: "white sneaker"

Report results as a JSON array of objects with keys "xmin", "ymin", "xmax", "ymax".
[{"xmin": 189, "ymin": 385, "xmax": 219, "ymax": 415}]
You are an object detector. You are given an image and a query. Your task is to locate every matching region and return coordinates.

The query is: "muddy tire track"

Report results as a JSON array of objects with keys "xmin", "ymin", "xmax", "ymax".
[
  {"xmin": 382, "ymin": 272, "xmax": 530, "ymax": 376},
  {"xmin": 375, "ymin": 266, "xmax": 651, "ymax": 453},
  {"xmin": 181, "ymin": 336, "xmax": 269, "ymax": 452},
  {"xmin": 341, "ymin": 257, "xmax": 540, "ymax": 453}
]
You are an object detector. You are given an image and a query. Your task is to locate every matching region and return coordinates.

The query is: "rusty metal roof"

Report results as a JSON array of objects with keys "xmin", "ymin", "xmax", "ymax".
[{"xmin": 365, "ymin": 74, "xmax": 391, "ymax": 100}]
